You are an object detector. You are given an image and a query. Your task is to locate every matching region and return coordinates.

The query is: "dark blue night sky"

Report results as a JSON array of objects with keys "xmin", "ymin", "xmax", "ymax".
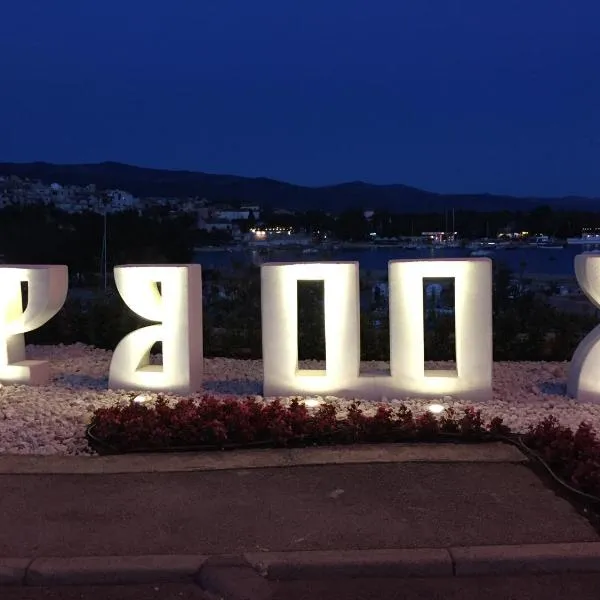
[{"xmin": 1, "ymin": 0, "xmax": 599, "ymax": 196}]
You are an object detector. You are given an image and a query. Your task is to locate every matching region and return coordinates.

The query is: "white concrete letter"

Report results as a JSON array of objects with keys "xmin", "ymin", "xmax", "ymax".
[
  {"xmin": 0, "ymin": 265, "xmax": 68, "ymax": 384},
  {"xmin": 261, "ymin": 262, "xmax": 360, "ymax": 397},
  {"xmin": 568, "ymin": 254, "xmax": 600, "ymax": 402},
  {"xmin": 389, "ymin": 258, "xmax": 493, "ymax": 401},
  {"xmin": 108, "ymin": 264, "xmax": 203, "ymax": 394}
]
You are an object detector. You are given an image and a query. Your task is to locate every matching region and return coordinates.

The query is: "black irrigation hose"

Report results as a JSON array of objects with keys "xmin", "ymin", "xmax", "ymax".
[
  {"xmin": 495, "ymin": 433, "xmax": 600, "ymax": 504},
  {"xmin": 87, "ymin": 422, "xmax": 600, "ymax": 505}
]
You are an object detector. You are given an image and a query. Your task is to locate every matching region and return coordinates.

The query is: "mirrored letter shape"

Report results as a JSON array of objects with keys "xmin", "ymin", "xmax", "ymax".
[
  {"xmin": 0, "ymin": 265, "xmax": 68, "ymax": 385},
  {"xmin": 568, "ymin": 254, "xmax": 600, "ymax": 402},
  {"xmin": 389, "ymin": 258, "xmax": 493, "ymax": 401},
  {"xmin": 108, "ymin": 265, "xmax": 203, "ymax": 394},
  {"xmin": 261, "ymin": 262, "xmax": 360, "ymax": 397}
]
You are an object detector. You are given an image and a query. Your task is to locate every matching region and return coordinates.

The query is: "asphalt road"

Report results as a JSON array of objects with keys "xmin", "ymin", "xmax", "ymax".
[
  {"xmin": 0, "ymin": 584, "xmax": 210, "ymax": 600},
  {"xmin": 0, "ymin": 462, "xmax": 595, "ymax": 557},
  {"xmin": 272, "ymin": 573, "xmax": 600, "ymax": 600},
  {"xmin": 6, "ymin": 575, "xmax": 600, "ymax": 600}
]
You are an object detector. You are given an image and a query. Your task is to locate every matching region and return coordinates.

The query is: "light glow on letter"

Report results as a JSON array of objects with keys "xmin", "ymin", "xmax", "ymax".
[
  {"xmin": 568, "ymin": 254, "xmax": 600, "ymax": 402},
  {"xmin": 261, "ymin": 259, "xmax": 492, "ymax": 401},
  {"xmin": 389, "ymin": 259, "xmax": 493, "ymax": 401},
  {"xmin": 261, "ymin": 262, "xmax": 360, "ymax": 397},
  {"xmin": 0, "ymin": 265, "xmax": 68, "ymax": 384},
  {"xmin": 108, "ymin": 265, "xmax": 203, "ymax": 394}
]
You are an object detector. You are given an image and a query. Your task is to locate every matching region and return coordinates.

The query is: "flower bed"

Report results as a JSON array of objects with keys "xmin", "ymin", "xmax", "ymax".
[
  {"xmin": 88, "ymin": 395, "xmax": 510, "ymax": 454},
  {"xmin": 3, "ymin": 344, "xmax": 600, "ymax": 456}
]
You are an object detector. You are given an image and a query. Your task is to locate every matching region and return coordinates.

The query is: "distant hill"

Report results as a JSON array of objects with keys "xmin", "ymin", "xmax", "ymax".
[{"xmin": 0, "ymin": 161, "xmax": 597, "ymax": 213}]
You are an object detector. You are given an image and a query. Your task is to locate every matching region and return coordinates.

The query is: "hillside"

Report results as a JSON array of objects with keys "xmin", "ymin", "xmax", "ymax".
[{"xmin": 0, "ymin": 161, "xmax": 596, "ymax": 213}]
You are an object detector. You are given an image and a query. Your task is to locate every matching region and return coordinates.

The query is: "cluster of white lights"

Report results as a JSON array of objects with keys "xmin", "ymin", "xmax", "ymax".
[
  {"xmin": 303, "ymin": 397, "xmax": 322, "ymax": 408},
  {"xmin": 250, "ymin": 227, "xmax": 293, "ymax": 233}
]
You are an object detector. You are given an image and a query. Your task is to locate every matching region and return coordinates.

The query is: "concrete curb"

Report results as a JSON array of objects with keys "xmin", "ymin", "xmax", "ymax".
[
  {"xmin": 0, "ymin": 442, "xmax": 526, "ymax": 475},
  {"xmin": 25, "ymin": 556, "xmax": 207, "ymax": 587},
  {"xmin": 247, "ymin": 543, "xmax": 600, "ymax": 580},
  {"xmin": 198, "ymin": 555, "xmax": 271, "ymax": 600},
  {"xmin": 245, "ymin": 548, "xmax": 453, "ymax": 579},
  {"xmin": 0, "ymin": 559, "xmax": 30, "ymax": 585},
  {"xmin": 3, "ymin": 543, "xmax": 600, "ymax": 589},
  {"xmin": 450, "ymin": 543, "xmax": 600, "ymax": 576}
]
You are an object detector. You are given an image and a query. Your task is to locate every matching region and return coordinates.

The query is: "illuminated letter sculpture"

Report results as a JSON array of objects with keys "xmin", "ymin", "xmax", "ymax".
[
  {"xmin": 568, "ymin": 254, "xmax": 600, "ymax": 402},
  {"xmin": 109, "ymin": 265, "xmax": 203, "ymax": 394},
  {"xmin": 0, "ymin": 265, "xmax": 68, "ymax": 384},
  {"xmin": 261, "ymin": 262, "xmax": 360, "ymax": 397},
  {"xmin": 388, "ymin": 258, "xmax": 492, "ymax": 401},
  {"xmin": 261, "ymin": 258, "xmax": 492, "ymax": 401}
]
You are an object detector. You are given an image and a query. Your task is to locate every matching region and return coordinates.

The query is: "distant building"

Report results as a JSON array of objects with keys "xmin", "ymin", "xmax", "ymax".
[
  {"xmin": 198, "ymin": 218, "xmax": 236, "ymax": 232},
  {"xmin": 106, "ymin": 190, "xmax": 138, "ymax": 212},
  {"xmin": 421, "ymin": 231, "xmax": 458, "ymax": 244},
  {"xmin": 247, "ymin": 226, "xmax": 312, "ymax": 246},
  {"xmin": 582, "ymin": 227, "xmax": 600, "ymax": 238},
  {"xmin": 497, "ymin": 231, "xmax": 529, "ymax": 240},
  {"xmin": 241, "ymin": 205, "xmax": 260, "ymax": 219},
  {"xmin": 214, "ymin": 209, "xmax": 251, "ymax": 221}
]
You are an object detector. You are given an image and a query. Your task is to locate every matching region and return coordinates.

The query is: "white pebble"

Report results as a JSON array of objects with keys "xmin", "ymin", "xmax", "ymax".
[{"xmin": 0, "ymin": 345, "xmax": 595, "ymax": 456}]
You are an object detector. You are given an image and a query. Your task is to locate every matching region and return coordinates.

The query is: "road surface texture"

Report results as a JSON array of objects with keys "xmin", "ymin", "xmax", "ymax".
[
  {"xmin": 0, "ymin": 462, "xmax": 596, "ymax": 557},
  {"xmin": 0, "ymin": 584, "xmax": 209, "ymax": 599},
  {"xmin": 4, "ymin": 575, "xmax": 600, "ymax": 600},
  {"xmin": 271, "ymin": 573, "xmax": 600, "ymax": 600}
]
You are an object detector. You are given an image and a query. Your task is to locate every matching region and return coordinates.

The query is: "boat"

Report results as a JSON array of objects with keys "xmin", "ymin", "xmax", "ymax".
[
  {"xmin": 535, "ymin": 243, "xmax": 564, "ymax": 250},
  {"xmin": 470, "ymin": 249, "xmax": 494, "ymax": 257},
  {"xmin": 567, "ymin": 229, "xmax": 600, "ymax": 245},
  {"xmin": 567, "ymin": 236, "xmax": 600, "ymax": 245}
]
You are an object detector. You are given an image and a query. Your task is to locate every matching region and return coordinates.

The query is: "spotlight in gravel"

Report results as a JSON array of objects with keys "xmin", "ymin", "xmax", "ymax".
[
  {"xmin": 427, "ymin": 403, "xmax": 445, "ymax": 414},
  {"xmin": 133, "ymin": 394, "xmax": 150, "ymax": 404},
  {"xmin": 303, "ymin": 397, "xmax": 322, "ymax": 408}
]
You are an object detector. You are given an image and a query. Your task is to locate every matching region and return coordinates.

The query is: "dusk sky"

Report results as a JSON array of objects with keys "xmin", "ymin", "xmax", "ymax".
[{"xmin": 1, "ymin": 0, "xmax": 599, "ymax": 197}]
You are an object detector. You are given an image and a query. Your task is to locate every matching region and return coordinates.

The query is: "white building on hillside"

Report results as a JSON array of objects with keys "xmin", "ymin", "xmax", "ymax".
[{"xmin": 106, "ymin": 190, "xmax": 139, "ymax": 212}]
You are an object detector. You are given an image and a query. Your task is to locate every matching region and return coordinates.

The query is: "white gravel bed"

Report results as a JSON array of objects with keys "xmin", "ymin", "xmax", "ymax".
[{"xmin": 0, "ymin": 343, "xmax": 597, "ymax": 456}]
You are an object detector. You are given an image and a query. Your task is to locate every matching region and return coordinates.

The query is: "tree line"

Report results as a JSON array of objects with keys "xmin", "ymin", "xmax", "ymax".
[
  {"xmin": 0, "ymin": 204, "xmax": 196, "ymax": 281},
  {"xmin": 261, "ymin": 205, "xmax": 600, "ymax": 241}
]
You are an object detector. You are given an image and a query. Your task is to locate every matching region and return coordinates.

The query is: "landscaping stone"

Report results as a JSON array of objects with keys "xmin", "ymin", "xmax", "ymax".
[{"xmin": 0, "ymin": 344, "xmax": 597, "ymax": 455}]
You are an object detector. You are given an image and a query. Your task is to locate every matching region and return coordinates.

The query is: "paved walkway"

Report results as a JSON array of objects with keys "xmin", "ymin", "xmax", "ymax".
[{"xmin": 0, "ymin": 460, "xmax": 596, "ymax": 558}]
